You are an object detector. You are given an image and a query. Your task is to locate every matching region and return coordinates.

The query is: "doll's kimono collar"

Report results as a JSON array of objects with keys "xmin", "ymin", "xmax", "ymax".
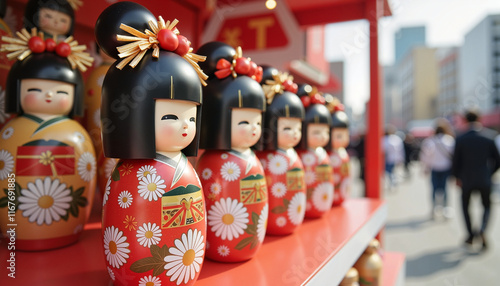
[
  {"xmin": 155, "ymin": 152, "xmax": 188, "ymax": 188},
  {"xmin": 229, "ymin": 149, "xmax": 257, "ymax": 175},
  {"xmin": 278, "ymin": 147, "xmax": 298, "ymax": 165},
  {"xmin": 22, "ymin": 114, "xmax": 69, "ymax": 134}
]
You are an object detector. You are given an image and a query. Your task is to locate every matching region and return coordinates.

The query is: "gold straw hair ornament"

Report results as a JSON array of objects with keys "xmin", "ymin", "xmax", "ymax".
[
  {"xmin": 262, "ymin": 71, "xmax": 298, "ymax": 104},
  {"xmin": 67, "ymin": 0, "xmax": 83, "ymax": 10},
  {"xmin": 1, "ymin": 27, "xmax": 94, "ymax": 72},
  {"xmin": 115, "ymin": 16, "xmax": 208, "ymax": 86}
]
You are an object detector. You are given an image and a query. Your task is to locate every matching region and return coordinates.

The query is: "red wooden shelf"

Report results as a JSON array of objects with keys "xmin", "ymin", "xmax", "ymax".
[
  {"xmin": 381, "ymin": 252, "xmax": 406, "ymax": 286},
  {"xmin": 0, "ymin": 198, "xmax": 386, "ymax": 286}
]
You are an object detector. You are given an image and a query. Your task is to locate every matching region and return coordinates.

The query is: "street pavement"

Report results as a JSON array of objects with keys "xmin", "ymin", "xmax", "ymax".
[{"xmin": 349, "ymin": 159, "xmax": 500, "ymax": 286}]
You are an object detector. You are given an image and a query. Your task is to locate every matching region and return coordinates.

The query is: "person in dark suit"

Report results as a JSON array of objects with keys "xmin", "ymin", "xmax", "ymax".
[{"xmin": 452, "ymin": 109, "xmax": 500, "ymax": 250}]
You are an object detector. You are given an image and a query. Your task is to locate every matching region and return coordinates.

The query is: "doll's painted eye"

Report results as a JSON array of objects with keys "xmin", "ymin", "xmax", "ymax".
[
  {"xmin": 238, "ymin": 121, "xmax": 249, "ymax": 125},
  {"xmin": 190, "ymin": 117, "xmax": 195, "ymax": 122},
  {"xmin": 28, "ymin": 88, "xmax": 42, "ymax": 92},
  {"xmin": 162, "ymin": 114, "xmax": 178, "ymax": 120},
  {"xmin": 57, "ymin": 91, "xmax": 69, "ymax": 95},
  {"xmin": 283, "ymin": 127, "xmax": 291, "ymax": 131}
]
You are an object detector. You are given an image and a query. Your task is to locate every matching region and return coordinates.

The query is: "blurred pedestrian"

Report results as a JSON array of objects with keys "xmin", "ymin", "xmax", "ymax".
[
  {"xmin": 383, "ymin": 125, "xmax": 405, "ymax": 190},
  {"xmin": 420, "ymin": 119, "xmax": 455, "ymax": 219},
  {"xmin": 452, "ymin": 109, "xmax": 500, "ymax": 250},
  {"xmin": 403, "ymin": 132, "xmax": 416, "ymax": 178},
  {"xmin": 353, "ymin": 132, "xmax": 366, "ymax": 182}
]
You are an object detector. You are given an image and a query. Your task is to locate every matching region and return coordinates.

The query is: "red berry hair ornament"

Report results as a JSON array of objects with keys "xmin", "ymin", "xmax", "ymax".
[
  {"xmin": 214, "ymin": 46, "xmax": 262, "ymax": 82},
  {"xmin": 1, "ymin": 27, "xmax": 94, "ymax": 72},
  {"xmin": 262, "ymin": 70, "xmax": 298, "ymax": 104}
]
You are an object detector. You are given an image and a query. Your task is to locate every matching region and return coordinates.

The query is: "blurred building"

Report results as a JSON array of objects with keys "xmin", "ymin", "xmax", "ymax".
[
  {"xmin": 395, "ymin": 26, "xmax": 426, "ymax": 64},
  {"xmin": 399, "ymin": 47, "xmax": 439, "ymax": 128},
  {"xmin": 383, "ymin": 65, "xmax": 403, "ymax": 129},
  {"xmin": 459, "ymin": 14, "xmax": 500, "ymax": 127},
  {"xmin": 436, "ymin": 47, "xmax": 460, "ymax": 117},
  {"xmin": 328, "ymin": 61, "xmax": 344, "ymax": 102}
]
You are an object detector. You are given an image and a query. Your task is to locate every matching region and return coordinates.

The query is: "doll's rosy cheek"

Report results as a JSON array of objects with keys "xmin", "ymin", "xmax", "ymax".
[
  {"xmin": 161, "ymin": 124, "xmax": 176, "ymax": 136},
  {"xmin": 58, "ymin": 97, "xmax": 71, "ymax": 109},
  {"xmin": 23, "ymin": 93, "xmax": 40, "ymax": 107}
]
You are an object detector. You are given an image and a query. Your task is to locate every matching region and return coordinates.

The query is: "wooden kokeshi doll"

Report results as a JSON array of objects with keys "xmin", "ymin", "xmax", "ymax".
[
  {"xmin": 0, "ymin": 0, "xmax": 15, "ymax": 130},
  {"xmin": 196, "ymin": 42, "xmax": 268, "ymax": 262},
  {"xmin": 24, "ymin": 0, "xmax": 78, "ymax": 40},
  {"xmin": 0, "ymin": 28, "xmax": 96, "ymax": 250},
  {"xmin": 325, "ymin": 95, "xmax": 351, "ymax": 207},
  {"xmin": 296, "ymin": 84, "xmax": 334, "ymax": 218},
  {"xmin": 96, "ymin": 2, "xmax": 208, "ymax": 285},
  {"xmin": 255, "ymin": 66, "xmax": 306, "ymax": 235}
]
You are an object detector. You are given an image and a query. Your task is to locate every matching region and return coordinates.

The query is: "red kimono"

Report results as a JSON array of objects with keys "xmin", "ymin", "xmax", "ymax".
[
  {"xmin": 256, "ymin": 148, "xmax": 306, "ymax": 235},
  {"xmin": 329, "ymin": 148, "xmax": 350, "ymax": 206},
  {"xmin": 296, "ymin": 147, "xmax": 334, "ymax": 218},
  {"xmin": 102, "ymin": 153, "xmax": 206, "ymax": 286},
  {"xmin": 196, "ymin": 150, "xmax": 268, "ymax": 262}
]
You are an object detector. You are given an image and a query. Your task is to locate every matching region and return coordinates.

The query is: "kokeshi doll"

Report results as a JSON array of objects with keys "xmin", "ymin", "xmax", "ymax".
[
  {"xmin": 296, "ymin": 85, "xmax": 334, "ymax": 218},
  {"xmin": 96, "ymin": 2, "xmax": 208, "ymax": 285},
  {"xmin": 196, "ymin": 42, "xmax": 268, "ymax": 262},
  {"xmin": 0, "ymin": 28, "xmax": 96, "ymax": 250},
  {"xmin": 255, "ymin": 66, "xmax": 306, "ymax": 235},
  {"xmin": 24, "ymin": 0, "xmax": 79, "ymax": 40},
  {"xmin": 0, "ymin": 1, "xmax": 15, "ymax": 130},
  {"xmin": 326, "ymin": 95, "xmax": 351, "ymax": 206}
]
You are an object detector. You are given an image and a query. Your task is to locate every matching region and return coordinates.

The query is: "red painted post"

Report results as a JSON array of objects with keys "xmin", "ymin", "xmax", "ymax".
[{"xmin": 365, "ymin": 0, "xmax": 383, "ymax": 199}]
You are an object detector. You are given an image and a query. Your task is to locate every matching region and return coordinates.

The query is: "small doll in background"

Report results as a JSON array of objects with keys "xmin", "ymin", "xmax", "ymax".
[
  {"xmin": 296, "ymin": 84, "xmax": 334, "ymax": 218},
  {"xmin": 0, "ymin": 0, "xmax": 15, "ymax": 130},
  {"xmin": 24, "ymin": 0, "xmax": 80, "ymax": 39},
  {"xmin": 255, "ymin": 66, "xmax": 306, "ymax": 235},
  {"xmin": 325, "ymin": 95, "xmax": 351, "ymax": 206},
  {"xmin": 95, "ymin": 2, "xmax": 208, "ymax": 285},
  {"xmin": 0, "ymin": 27, "xmax": 95, "ymax": 250},
  {"xmin": 196, "ymin": 42, "xmax": 268, "ymax": 262}
]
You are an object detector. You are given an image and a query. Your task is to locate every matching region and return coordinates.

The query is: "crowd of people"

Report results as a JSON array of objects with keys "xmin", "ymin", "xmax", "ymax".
[{"xmin": 350, "ymin": 109, "xmax": 500, "ymax": 251}]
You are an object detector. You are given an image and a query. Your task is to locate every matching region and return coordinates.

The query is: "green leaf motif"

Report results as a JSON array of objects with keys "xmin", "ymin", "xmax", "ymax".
[
  {"xmin": 250, "ymin": 237, "xmax": 259, "ymax": 249},
  {"xmin": 131, "ymin": 244, "xmax": 170, "ymax": 275},
  {"xmin": 251, "ymin": 212, "xmax": 259, "ymax": 225},
  {"xmin": 283, "ymin": 198, "xmax": 290, "ymax": 208},
  {"xmin": 1, "ymin": 183, "xmax": 23, "ymax": 211},
  {"xmin": 0, "ymin": 196, "xmax": 7, "ymax": 208},
  {"xmin": 271, "ymin": 205, "xmax": 286, "ymax": 214},
  {"xmin": 112, "ymin": 161, "xmax": 123, "ymax": 181},
  {"xmin": 235, "ymin": 236, "xmax": 255, "ymax": 250}
]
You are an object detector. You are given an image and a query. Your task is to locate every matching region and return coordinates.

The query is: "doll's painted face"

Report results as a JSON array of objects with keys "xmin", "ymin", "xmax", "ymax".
[
  {"xmin": 277, "ymin": 117, "xmax": 302, "ymax": 149},
  {"xmin": 332, "ymin": 128, "xmax": 350, "ymax": 149},
  {"xmin": 155, "ymin": 99, "xmax": 197, "ymax": 153},
  {"xmin": 307, "ymin": 123, "xmax": 330, "ymax": 148},
  {"xmin": 20, "ymin": 79, "xmax": 74, "ymax": 116},
  {"xmin": 231, "ymin": 108, "xmax": 262, "ymax": 149},
  {"xmin": 38, "ymin": 8, "xmax": 71, "ymax": 37}
]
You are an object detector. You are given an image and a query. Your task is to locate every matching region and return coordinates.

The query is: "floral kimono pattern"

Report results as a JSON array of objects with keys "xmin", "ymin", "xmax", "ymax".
[
  {"xmin": 256, "ymin": 148, "xmax": 306, "ymax": 235},
  {"xmin": 197, "ymin": 150, "xmax": 268, "ymax": 262},
  {"xmin": 329, "ymin": 148, "xmax": 350, "ymax": 206},
  {"xmin": 102, "ymin": 153, "xmax": 206, "ymax": 286},
  {"xmin": 0, "ymin": 114, "xmax": 96, "ymax": 250},
  {"xmin": 297, "ymin": 147, "xmax": 334, "ymax": 218}
]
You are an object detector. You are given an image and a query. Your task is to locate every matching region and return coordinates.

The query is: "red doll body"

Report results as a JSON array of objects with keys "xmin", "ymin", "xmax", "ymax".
[
  {"xmin": 256, "ymin": 148, "xmax": 305, "ymax": 235},
  {"xmin": 102, "ymin": 154, "xmax": 205, "ymax": 286},
  {"xmin": 329, "ymin": 148, "xmax": 350, "ymax": 206},
  {"xmin": 197, "ymin": 149, "xmax": 268, "ymax": 262}
]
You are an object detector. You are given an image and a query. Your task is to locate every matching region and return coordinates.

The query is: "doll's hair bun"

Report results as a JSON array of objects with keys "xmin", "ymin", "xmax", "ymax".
[
  {"xmin": 197, "ymin": 41, "xmax": 236, "ymax": 79},
  {"xmin": 95, "ymin": 1, "xmax": 156, "ymax": 59},
  {"xmin": 260, "ymin": 65, "xmax": 279, "ymax": 84}
]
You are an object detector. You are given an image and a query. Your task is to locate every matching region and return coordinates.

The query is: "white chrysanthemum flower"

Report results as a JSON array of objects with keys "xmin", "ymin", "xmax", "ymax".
[
  {"xmin": 276, "ymin": 216, "xmax": 287, "ymax": 227},
  {"xmin": 330, "ymin": 153, "xmax": 342, "ymax": 167},
  {"xmin": 201, "ymin": 168, "xmax": 212, "ymax": 180},
  {"xmin": 139, "ymin": 275, "xmax": 161, "ymax": 286},
  {"xmin": 301, "ymin": 153, "xmax": 316, "ymax": 167},
  {"xmin": 2, "ymin": 126, "xmax": 14, "ymax": 139},
  {"xmin": 136, "ymin": 222, "xmax": 162, "ymax": 248},
  {"xmin": 340, "ymin": 177, "xmax": 351, "ymax": 198},
  {"xmin": 210, "ymin": 183, "xmax": 222, "ymax": 195},
  {"xmin": 107, "ymin": 267, "xmax": 115, "ymax": 281},
  {"xmin": 220, "ymin": 161, "xmax": 241, "ymax": 182},
  {"xmin": 312, "ymin": 182, "xmax": 334, "ymax": 212},
  {"xmin": 103, "ymin": 177, "xmax": 111, "ymax": 206},
  {"xmin": 217, "ymin": 245, "xmax": 230, "ymax": 257},
  {"xmin": 257, "ymin": 204, "xmax": 268, "ymax": 243},
  {"xmin": 73, "ymin": 131, "xmax": 85, "ymax": 144},
  {"xmin": 164, "ymin": 229, "xmax": 205, "ymax": 285},
  {"xmin": 77, "ymin": 152, "xmax": 96, "ymax": 182},
  {"xmin": 18, "ymin": 177, "xmax": 72, "ymax": 225},
  {"xmin": 138, "ymin": 173, "xmax": 167, "ymax": 201},
  {"xmin": 117, "ymin": 190, "xmax": 133, "ymax": 208},
  {"xmin": 208, "ymin": 197, "xmax": 249, "ymax": 241},
  {"xmin": 268, "ymin": 155, "xmax": 287, "ymax": 175},
  {"xmin": 271, "ymin": 182, "xmax": 287, "ymax": 198},
  {"xmin": 0, "ymin": 149, "xmax": 14, "ymax": 180},
  {"xmin": 288, "ymin": 192, "xmax": 306, "ymax": 225},
  {"xmin": 103, "ymin": 226, "xmax": 130, "ymax": 269},
  {"xmin": 304, "ymin": 170, "xmax": 316, "ymax": 185},
  {"xmin": 104, "ymin": 158, "xmax": 117, "ymax": 180},
  {"xmin": 136, "ymin": 165, "xmax": 157, "ymax": 180},
  {"xmin": 221, "ymin": 153, "xmax": 228, "ymax": 159}
]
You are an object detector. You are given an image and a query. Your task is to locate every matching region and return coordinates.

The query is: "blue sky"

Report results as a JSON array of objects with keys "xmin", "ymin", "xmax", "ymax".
[{"xmin": 325, "ymin": 0, "xmax": 500, "ymax": 114}]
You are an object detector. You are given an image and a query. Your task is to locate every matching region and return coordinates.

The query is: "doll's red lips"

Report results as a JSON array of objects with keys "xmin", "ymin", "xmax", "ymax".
[
  {"xmin": 45, "ymin": 99, "xmax": 52, "ymax": 103},
  {"xmin": 182, "ymin": 133, "xmax": 187, "ymax": 137}
]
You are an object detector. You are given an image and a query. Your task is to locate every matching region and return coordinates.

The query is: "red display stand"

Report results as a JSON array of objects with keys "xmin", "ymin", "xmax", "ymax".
[
  {"xmin": 382, "ymin": 252, "xmax": 406, "ymax": 286},
  {"xmin": 1, "ymin": 198, "xmax": 391, "ymax": 285}
]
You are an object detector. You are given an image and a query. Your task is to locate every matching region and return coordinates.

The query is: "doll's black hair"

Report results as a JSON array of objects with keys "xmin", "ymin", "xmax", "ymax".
[
  {"xmin": 95, "ymin": 1, "xmax": 203, "ymax": 159},
  {"xmin": 257, "ymin": 65, "xmax": 304, "ymax": 150},
  {"xmin": 5, "ymin": 52, "xmax": 84, "ymax": 117},
  {"xmin": 196, "ymin": 41, "xmax": 265, "ymax": 151},
  {"xmin": 296, "ymin": 84, "xmax": 332, "ymax": 149},
  {"xmin": 24, "ymin": 0, "xmax": 75, "ymax": 37}
]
